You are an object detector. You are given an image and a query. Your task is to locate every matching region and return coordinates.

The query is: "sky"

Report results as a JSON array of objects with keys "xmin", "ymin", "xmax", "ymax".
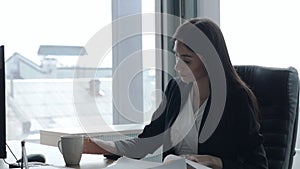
[{"xmin": 0, "ymin": 0, "xmax": 111, "ymax": 66}]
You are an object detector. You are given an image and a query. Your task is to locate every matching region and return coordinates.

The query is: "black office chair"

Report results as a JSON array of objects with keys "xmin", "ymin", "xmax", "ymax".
[{"xmin": 235, "ymin": 65, "xmax": 299, "ymax": 169}]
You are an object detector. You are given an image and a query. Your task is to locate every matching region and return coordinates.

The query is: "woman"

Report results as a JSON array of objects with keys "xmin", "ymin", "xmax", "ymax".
[{"xmin": 83, "ymin": 18, "xmax": 268, "ymax": 169}]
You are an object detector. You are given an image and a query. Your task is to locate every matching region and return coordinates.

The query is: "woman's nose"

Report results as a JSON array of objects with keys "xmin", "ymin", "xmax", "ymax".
[
  {"xmin": 174, "ymin": 59, "xmax": 183, "ymax": 72},
  {"xmin": 174, "ymin": 60, "xmax": 180, "ymax": 72}
]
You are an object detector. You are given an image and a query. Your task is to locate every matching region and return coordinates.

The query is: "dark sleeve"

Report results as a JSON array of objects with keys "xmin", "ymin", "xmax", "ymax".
[
  {"xmin": 222, "ymin": 144, "xmax": 268, "ymax": 169},
  {"xmin": 112, "ymin": 79, "xmax": 178, "ymax": 159},
  {"xmin": 222, "ymin": 92, "xmax": 268, "ymax": 169}
]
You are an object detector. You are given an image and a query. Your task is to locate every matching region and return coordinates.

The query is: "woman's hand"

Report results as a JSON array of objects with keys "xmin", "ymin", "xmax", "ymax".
[
  {"xmin": 83, "ymin": 137, "xmax": 115, "ymax": 155},
  {"xmin": 181, "ymin": 154, "xmax": 223, "ymax": 169},
  {"xmin": 83, "ymin": 137, "xmax": 104, "ymax": 154}
]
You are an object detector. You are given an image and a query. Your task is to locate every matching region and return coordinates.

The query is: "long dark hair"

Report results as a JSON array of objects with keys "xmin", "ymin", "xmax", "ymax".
[{"xmin": 173, "ymin": 18, "xmax": 261, "ymax": 129}]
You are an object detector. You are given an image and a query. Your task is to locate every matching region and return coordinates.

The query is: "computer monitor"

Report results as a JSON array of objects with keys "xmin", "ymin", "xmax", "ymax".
[{"xmin": 0, "ymin": 45, "xmax": 6, "ymax": 159}]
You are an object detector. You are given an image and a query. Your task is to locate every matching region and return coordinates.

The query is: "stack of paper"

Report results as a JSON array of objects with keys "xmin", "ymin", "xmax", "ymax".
[{"xmin": 104, "ymin": 154, "xmax": 211, "ymax": 169}]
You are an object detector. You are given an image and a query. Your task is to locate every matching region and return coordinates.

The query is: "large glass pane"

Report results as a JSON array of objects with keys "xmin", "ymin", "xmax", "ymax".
[
  {"xmin": 220, "ymin": 0, "xmax": 300, "ymax": 71},
  {"xmin": 1, "ymin": 0, "xmax": 157, "ymax": 141},
  {"xmin": 1, "ymin": 0, "xmax": 112, "ymax": 141},
  {"xmin": 142, "ymin": 0, "xmax": 157, "ymax": 123},
  {"xmin": 220, "ymin": 0, "xmax": 300, "ymax": 165}
]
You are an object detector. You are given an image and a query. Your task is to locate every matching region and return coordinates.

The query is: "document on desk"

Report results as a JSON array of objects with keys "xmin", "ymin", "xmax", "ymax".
[
  {"xmin": 30, "ymin": 166, "xmax": 73, "ymax": 169},
  {"xmin": 104, "ymin": 156, "xmax": 162, "ymax": 169},
  {"xmin": 104, "ymin": 154, "xmax": 210, "ymax": 169},
  {"xmin": 163, "ymin": 154, "xmax": 211, "ymax": 169}
]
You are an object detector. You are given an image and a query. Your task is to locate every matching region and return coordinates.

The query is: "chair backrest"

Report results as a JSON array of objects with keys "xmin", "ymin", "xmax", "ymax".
[{"xmin": 235, "ymin": 65, "xmax": 299, "ymax": 169}]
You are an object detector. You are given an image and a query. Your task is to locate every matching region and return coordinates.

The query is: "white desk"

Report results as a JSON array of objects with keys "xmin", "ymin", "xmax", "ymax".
[
  {"xmin": 0, "ymin": 141, "xmax": 113, "ymax": 169},
  {"xmin": 40, "ymin": 124, "xmax": 145, "ymax": 146}
]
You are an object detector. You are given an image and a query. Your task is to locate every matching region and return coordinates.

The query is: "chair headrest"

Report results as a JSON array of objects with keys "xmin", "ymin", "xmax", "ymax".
[{"xmin": 234, "ymin": 65, "xmax": 299, "ymax": 107}]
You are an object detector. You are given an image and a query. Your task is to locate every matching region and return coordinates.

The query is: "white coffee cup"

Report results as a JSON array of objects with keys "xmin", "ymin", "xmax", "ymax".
[{"xmin": 57, "ymin": 135, "xmax": 84, "ymax": 166}]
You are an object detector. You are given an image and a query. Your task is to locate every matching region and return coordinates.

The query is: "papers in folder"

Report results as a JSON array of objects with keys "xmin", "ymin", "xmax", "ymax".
[{"xmin": 104, "ymin": 154, "xmax": 211, "ymax": 169}]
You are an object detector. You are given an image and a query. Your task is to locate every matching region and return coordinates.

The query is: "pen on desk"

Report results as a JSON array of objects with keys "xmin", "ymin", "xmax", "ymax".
[
  {"xmin": 20, "ymin": 141, "xmax": 23, "ymax": 169},
  {"xmin": 21, "ymin": 140, "xmax": 29, "ymax": 169}
]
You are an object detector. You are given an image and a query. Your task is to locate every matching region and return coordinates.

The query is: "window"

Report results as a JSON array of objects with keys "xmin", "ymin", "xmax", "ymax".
[
  {"xmin": 1, "ymin": 0, "xmax": 157, "ymax": 141},
  {"xmin": 220, "ymin": 0, "xmax": 300, "ymax": 71},
  {"xmin": 220, "ymin": 0, "xmax": 300, "ymax": 149}
]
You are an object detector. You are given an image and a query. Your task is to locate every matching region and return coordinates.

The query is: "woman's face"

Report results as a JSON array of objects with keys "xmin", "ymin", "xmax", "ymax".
[{"xmin": 173, "ymin": 40, "xmax": 207, "ymax": 83}]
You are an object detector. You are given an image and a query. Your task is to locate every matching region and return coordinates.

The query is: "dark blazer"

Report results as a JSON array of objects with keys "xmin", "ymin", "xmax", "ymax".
[{"xmin": 114, "ymin": 78, "xmax": 268, "ymax": 169}]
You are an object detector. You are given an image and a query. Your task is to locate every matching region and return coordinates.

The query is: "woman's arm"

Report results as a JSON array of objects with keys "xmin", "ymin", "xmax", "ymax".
[
  {"xmin": 83, "ymin": 79, "xmax": 180, "ymax": 158},
  {"xmin": 221, "ymin": 144, "xmax": 268, "ymax": 169},
  {"xmin": 180, "ymin": 144, "xmax": 268, "ymax": 169}
]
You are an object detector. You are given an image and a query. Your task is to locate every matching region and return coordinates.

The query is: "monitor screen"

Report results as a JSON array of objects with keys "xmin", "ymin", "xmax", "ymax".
[{"xmin": 0, "ymin": 45, "xmax": 6, "ymax": 159}]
